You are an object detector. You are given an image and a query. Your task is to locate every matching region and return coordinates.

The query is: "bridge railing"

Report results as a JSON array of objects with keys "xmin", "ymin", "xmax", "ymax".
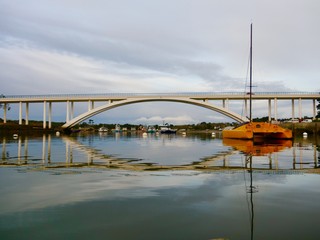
[{"xmin": 2, "ymin": 92, "xmax": 319, "ymax": 99}]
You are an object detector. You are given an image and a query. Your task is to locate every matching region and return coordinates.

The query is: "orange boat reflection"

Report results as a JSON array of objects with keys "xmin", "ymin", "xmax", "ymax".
[{"xmin": 223, "ymin": 138, "xmax": 292, "ymax": 156}]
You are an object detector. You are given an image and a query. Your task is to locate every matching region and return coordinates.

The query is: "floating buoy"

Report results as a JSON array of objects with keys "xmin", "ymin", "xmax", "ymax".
[
  {"xmin": 13, "ymin": 134, "xmax": 18, "ymax": 139},
  {"xmin": 303, "ymin": 132, "xmax": 308, "ymax": 138},
  {"xmin": 142, "ymin": 132, "xmax": 148, "ymax": 138},
  {"xmin": 56, "ymin": 131, "xmax": 60, "ymax": 136},
  {"xmin": 182, "ymin": 132, "xmax": 186, "ymax": 136},
  {"xmin": 211, "ymin": 132, "xmax": 216, "ymax": 137}
]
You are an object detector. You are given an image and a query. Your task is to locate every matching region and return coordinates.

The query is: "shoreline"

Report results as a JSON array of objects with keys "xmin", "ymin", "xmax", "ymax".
[{"xmin": 1, "ymin": 122, "xmax": 319, "ymax": 136}]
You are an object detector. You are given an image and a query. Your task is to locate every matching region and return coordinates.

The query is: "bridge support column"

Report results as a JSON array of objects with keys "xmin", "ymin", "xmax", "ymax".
[
  {"xmin": 313, "ymin": 99, "xmax": 316, "ymax": 119},
  {"xmin": 48, "ymin": 102, "xmax": 52, "ymax": 129},
  {"xmin": 19, "ymin": 101, "xmax": 22, "ymax": 125},
  {"xmin": 268, "ymin": 99, "xmax": 271, "ymax": 122},
  {"xmin": 3, "ymin": 103, "xmax": 7, "ymax": 123},
  {"xmin": 25, "ymin": 102, "xmax": 29, "ymax": 125},
  {"xmin": 71, "ymin": 101, "xmax": 74, "ymax": 119},
  {"xmin": 298, "ymin": 98, "xmax": 302, "ymax": 120},
  {"xmin": 274, "ymin": 98, "xmax": 277, "ymax": 121},
  {"xmin": 43, "ymin": 101, "xmax": 47, "ymax": 129},
  {"xmin": 88, "ymin": 100, "xmax": 94, "ymax": 111},
  {"xmin": 291, "ymin": 99, "xmax": 295, "ymax": 120},
  {"xmin": 66, "ymin": 101, "xmax": 70, "ymax": 122},
  {"xmin": 223, "ymin": 99, "xmax": 229, "ymax": 109}
]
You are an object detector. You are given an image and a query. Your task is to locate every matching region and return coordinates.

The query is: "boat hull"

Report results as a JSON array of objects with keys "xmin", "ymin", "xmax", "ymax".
[
  {"xmin": 222, "ymin": 122, "xmax": 292, "ymax": 140},
  {"xmin": 160, "ymin": 130, "xmax": 177, "ymax": 134}
]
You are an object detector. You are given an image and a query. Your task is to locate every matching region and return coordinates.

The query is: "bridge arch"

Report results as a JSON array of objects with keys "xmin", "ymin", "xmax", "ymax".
[{"xmin": 61, "ymin": 97, "xmax": 249, "ymax": 129}]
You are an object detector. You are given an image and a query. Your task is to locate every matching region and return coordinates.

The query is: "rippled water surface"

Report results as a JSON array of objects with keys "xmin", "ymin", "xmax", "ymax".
[{"xmin": 0, "ymin": 132, "xmax": 319, "ymax": 240}]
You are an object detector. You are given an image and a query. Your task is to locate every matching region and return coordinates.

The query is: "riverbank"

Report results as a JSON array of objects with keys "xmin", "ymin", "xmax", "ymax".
[
  {"xmin": 0, "ymin": 122, "xmax": 59, "ymax": 134},
  {"xmin": 281, "ymin": 122, "xmax": 320, "ymax": 135},
  {"xmin": 1, "ymin": 122, "xmax": 319, "ymax": 136}
]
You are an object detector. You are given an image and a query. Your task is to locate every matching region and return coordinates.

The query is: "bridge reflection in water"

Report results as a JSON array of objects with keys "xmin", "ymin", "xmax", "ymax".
[{"xmin": 1, "ymin": 134, "xmax": 319, "ymax": 174}]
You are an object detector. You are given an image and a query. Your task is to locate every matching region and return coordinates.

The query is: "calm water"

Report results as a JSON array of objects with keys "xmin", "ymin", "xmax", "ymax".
[{"xmin": 0, "ymin": 132, "xmax": 319, "ymax": 240}]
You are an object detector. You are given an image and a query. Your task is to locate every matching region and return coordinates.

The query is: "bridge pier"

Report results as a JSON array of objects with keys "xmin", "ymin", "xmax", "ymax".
[
  {"xmin": 268, "ymin": 99, "xmax": 271, "ymax": 122},
  {"xmin": 88, "ymin": 100, "xmax": 94, "ymax": 111},
  {"xmin": 3, "ymin": 103, "xmax": 7, "ymax": 123},
  {"xmin": 19, "ymin": 102, "xmax": 22, "ymax": 125},
  {"xmin": 65, "ymin": 101, "xmax": 74, "ymax": 127},
  {"xmin": 222, "ymin": 99, "xmax": 229, "ymax": 109},
  {"xmin": 17, "ymin": 102, "xmax": 30, "ymax": 126},
  {"xmin": 66, "ymin": 101, "xmax": 70, "ymax": 122},
  {"xmin": 313, "ymin": 99, "xmax": 316, "ymax": 119},
  {"xmin": 25, "ymin": 102, "xmax": 29, "ymax": 125},
  {"xmin": 291, "ymin": 99, "xmax": 295, "ymax": 120},
  {"xmin": 43, "ymin": 101, "xmax": 46, "ymax": 129},
  {"xmin": 71, "ymin": 101, "xmax": 74, "ymax": 119},
  {"xmin": 298, "ymin": 98, "xmax": 302, "ymax": 120},
  {"xmin": 274, "ymin": 98, "xmax": 278, "ymax": 121},
  {"xmin": 42, "ymin": 101, "xmax": 52, "ymax": 129},
  {"xmin": 48, "ymin": 102, "xmax": 52, "ymax": 129}
]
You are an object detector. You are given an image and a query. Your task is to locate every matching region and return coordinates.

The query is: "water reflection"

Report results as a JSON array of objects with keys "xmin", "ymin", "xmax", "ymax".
[
  {"xmin": 223, "ymin": 138, "xmax": 292, "ymax": 156},
  {"xmin": 1, "ymin": 133, "xmax": 320, "ymax": 240},
  {"xmin": 222, "ymin": 138, "xmax": 319, "ymax": 240},
  {"xmin": 0, "ymin": 134, "xmax": 319, "ymax": 174}
]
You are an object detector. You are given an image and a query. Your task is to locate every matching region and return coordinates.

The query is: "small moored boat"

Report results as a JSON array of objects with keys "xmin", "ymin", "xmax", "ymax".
[
  {"xmin": 159, "ymin": 124, "xmax": 177, "ymax": 134},
  {"xmin": 98, "ymin": 127, "xmax": 108, "ymax": 132}
]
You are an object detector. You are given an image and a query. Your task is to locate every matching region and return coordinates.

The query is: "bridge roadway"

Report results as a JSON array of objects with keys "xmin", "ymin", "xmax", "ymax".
[{"xmin": 1, "ymin": 92, "xmax": 319, "ymax": 129}]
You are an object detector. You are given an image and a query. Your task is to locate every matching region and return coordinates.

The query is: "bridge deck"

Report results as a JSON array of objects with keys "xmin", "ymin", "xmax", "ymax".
[{"xmin": 1, "ymin": 92, "xmax": 319, "ymax": 103}]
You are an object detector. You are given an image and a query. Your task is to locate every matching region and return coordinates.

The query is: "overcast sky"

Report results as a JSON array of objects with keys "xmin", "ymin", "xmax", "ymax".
[{"xmin": 1, "ymin": 0, "xmax": 319, "ymax": 124}]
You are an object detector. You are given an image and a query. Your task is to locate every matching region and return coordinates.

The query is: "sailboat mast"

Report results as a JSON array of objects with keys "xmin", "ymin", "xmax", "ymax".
[{"xmin": 249, "ymin": 23, "xmax": 253, "ymax": 122}]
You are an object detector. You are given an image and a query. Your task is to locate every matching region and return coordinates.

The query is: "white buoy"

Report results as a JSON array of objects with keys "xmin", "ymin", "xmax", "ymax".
[
  {"xmin": 56, "ymin": 131, "xmax": 60, "ymax": 136},
  {"xmin": 142, "ymin": 132, "xmax": 148, "ymax": 138},
  {"xmin": 211, "ymin": 132, "xmax": 216, "ymax": 137},
  {"xmin": 13, "ymin": 134, "xmax": 18, "ymax": 139},
  {"xmin": 303, "ymin": 132, "xmax": 308, "ymax": 138},
  {"xmin": 182, "ymin": 132, "xmax": 186, "ymax": 136}
]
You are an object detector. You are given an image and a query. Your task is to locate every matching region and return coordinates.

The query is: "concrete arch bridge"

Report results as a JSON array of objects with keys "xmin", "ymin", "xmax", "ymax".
[
  {"xmin": 1, "ymin": 92, "xmax": 319, "ymax": 129},
  {"xmin": 62, "ymin": 96, "xmax": 248, "ymax": 129}
]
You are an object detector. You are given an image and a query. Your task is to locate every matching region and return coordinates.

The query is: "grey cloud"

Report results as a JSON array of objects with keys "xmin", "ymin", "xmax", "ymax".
[{"xmin": 1, "ymin": 0, "xmax": 319, "ymax": 123}]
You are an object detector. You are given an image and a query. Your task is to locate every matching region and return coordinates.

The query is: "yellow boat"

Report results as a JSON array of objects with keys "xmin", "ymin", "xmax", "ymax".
[
  {"xmin": 222, "ymin": 24, "xmax": 292, "ymax": 140},
  {"xmin": 222, "ymin": 122, "xmax": 292, "ymax": 139}
]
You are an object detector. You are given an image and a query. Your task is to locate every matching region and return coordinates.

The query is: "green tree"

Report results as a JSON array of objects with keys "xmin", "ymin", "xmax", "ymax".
[{"xmin": 0, "ymin": 94, "xmax": 10, "ymax": 111}]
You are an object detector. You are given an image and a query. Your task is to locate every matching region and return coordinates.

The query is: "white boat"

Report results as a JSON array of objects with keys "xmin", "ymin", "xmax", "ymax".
[
  {"xmin": 159, "ymin": 124, "xmax": 177, "ymax": 134},
  {"xmin": 113, "ymin": 124, "xmax": 122, "ymax": 132},
  {"xmin": 98, "ymin": 127, "xmax": 108, "ymax": 132}
]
